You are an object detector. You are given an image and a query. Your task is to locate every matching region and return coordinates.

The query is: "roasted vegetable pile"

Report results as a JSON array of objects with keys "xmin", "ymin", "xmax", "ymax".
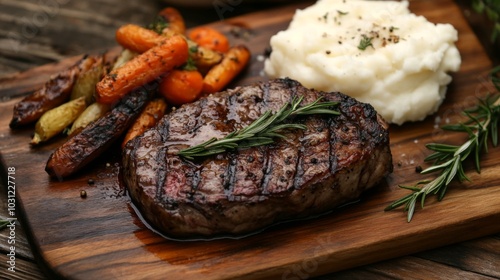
[{"xmin": 9, "ymin": 7, "xmax": 251, "ymax": 179}]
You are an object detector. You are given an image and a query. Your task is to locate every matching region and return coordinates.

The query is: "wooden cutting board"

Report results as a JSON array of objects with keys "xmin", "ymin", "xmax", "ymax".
[{"xmin": 1, "ymin": 0, "xmax": 499, "ymax": 279}]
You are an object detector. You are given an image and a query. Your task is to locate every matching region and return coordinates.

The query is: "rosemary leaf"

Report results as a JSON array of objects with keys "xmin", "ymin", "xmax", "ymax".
[
  {"xmin": 407, "ymin": 196, "xmax": 417, "ymax": 220},
  {"xmin": 399, "ymin": 184, "xmax": 427, "ymax": 192},
  {"xmin": 424, "ymin": 152, "xmax": 450, "ymax": 163},
  {"xmin": 265, "ymin": 123, "xmax": 307, "ymax": 133},
  {"xmin": 445, "ymin": 157, "xmax": 461, "ymax": 185},
  {"xmin": 420, "ymin": 159, "xmax": 453, "ymax": 174},
  {"xmin": 491, "ymin": 119, "xmax": 498, "ymax": 146},
  {"xmin": 441, "ymin": 124, "xmax": 470, "ymax": 132},
  {"xmin": 384, "ymin": 194, "xmax": 412, "ymax": 210},
  {"xmin": 425, "ymin": 143, "xmax": 459, "ymax": 153},
  {"xmin": 239, "ymin": 137, "xmax": 275, "ymax": 149},
  {"xmin": 0, "ymin": 218, "xmax": 10, "ymax": 230}
]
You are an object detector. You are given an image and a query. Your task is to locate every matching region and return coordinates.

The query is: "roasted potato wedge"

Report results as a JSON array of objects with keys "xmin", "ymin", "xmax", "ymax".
[
  {"xmin": 70, "ymin": 56, "xmax": 105, "ymax": 105},
  {"xmin": 67, "ymin": 102, "xmax": 111, "ymax": 136},
  {"xmin": 10, "ymin": 55, "xmax": 98, "ymax": 128},
  {"xmin": 112, "ymin": 49, "xmax": 138, "ymax": 71},
  {"xmin": 31, "ymin": 97, "xmax": 86, "ymax": 145},
  {"xmin": 189, "ymin": 43, "xmax": 223, "ymax": 74}
]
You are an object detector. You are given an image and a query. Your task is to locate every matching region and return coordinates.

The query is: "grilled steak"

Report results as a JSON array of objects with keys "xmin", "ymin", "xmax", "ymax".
[{"xmin": 122, "ymin": 78, "xmax": 392, "ymax": 237}]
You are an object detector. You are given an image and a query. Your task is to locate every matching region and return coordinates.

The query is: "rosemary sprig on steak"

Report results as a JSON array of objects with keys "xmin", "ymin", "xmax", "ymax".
[
  {"xmin": 178, "ymin": 95, "xmax": 339, "ymax": 160},
  {"xmin": 385, "ymin": 66, "xmax": 500, "ymax": 222}
]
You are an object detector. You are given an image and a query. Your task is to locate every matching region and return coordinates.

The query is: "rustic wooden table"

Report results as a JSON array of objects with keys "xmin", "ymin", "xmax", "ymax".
[{"xmin": 0, "ymin": 0, "xmax": 499, "ymax": 279}]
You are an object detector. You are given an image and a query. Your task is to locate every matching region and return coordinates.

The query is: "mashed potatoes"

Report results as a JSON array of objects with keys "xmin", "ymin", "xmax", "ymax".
[{"xmin": 264, "ymin": 0, "xmax": 461, "ymax": 125}]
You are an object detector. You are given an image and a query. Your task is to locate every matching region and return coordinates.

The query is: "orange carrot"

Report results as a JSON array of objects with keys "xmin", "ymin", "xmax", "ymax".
[
  {"xmin": 115, "ymin": 24, "xmax": 162, "ymax": 53},
  {"xmin": 202, "ymin": 45, "xmax": 250, "ymax": 94},
  {"xmin": 159, "ymin": 69, "xmax": 204, "ymax": 106},
  {"xmin": 122, "ymin": 98, "xmax": 167, "ymax": 148},
  {"xmin": 158, "ymin": 7, "xmax": 186, "ymax": 35},
  {"xmin": 114, "ymin": 24, "xmax": 220, "ymax": 72},
  {"xmin": 188, "ymin": 26, "xmax": 230, "ymax": 53},
  {"xmin": 96, "ymin": 35, "xmax": 189, "ymax": 105}
]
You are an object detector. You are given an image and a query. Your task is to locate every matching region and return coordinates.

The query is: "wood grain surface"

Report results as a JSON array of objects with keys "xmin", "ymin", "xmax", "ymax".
[{"xmin": 0, "ymin": 0, "xmax": 499, "ymax": 279}]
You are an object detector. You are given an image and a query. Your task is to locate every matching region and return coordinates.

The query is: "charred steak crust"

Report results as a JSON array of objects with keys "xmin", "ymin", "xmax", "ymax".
[{"xmin": 123, "ymin": 78, "xmax": 392, "ymax": 237}]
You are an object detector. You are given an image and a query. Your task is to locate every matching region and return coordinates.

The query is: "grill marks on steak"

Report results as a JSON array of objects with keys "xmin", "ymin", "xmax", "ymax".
[{"xmin": 123, "ymin": 78, "xmax": 392, "ymax": 237}]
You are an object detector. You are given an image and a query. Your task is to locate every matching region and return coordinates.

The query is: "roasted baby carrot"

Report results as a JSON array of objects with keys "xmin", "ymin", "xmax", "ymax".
[
  {"xmin": 188, "ymin": 26, "xmax": 230, "ymax": 53},
  {"xmin": 158, "ymin": 7, "xmax": 186, "ymax": 35},
  {"xmin": 202, "ymin": 45, "xmax": 250, "ymax": 94},
  {"xmin": 122, "ymin": 98, "xmax": 167, "ymax": 148},
  {"xmin": 96, "ymin": 35, "xmax": 189, "ymax": 105},
  {"xmin": 115, "ymin": 24, "xmax": 221, "ymax": 72},
  {"xmin": 159, "ymin": 69, "xmax": 204, "ymax": 106},
  {"xmin": 115, "ymin": 24, "xmax": 162, "ymax": 53}
]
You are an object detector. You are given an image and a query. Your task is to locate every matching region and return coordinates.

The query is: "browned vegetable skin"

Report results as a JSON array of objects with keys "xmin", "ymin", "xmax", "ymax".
[
  {"xmin": 67, "ymin": 102, "xmax": 111, "ymax": 137},
  {"xmin": 121, "ymin": 98, "xmax": 167, "ymax": 148},
  {"xmin": 189, "ymin": 43, "xmax": 223, "ymax": 74},
  {"xmin": 115, "ymin": 24, "xmax": 162, "ymax": 54},
  {"xmin": 9, "ymin": 55, "xmax": 98, "ymax": 128},
  {"xmin": 31, "ymin": 97, "xmax": 87, "ymax": 145},
  {"xmin": 70, "ymin": 55, "xmax": 106, "ymax": 105},
  {"xmin": 114, "ymin": 24, "xmax": 222, "ymax": 72},
  {"xmin": 45, "ymin": 86, "xmax": 152, "ymax": 179},
  {"xmin": 95, "ymin": 35, "xmax": 189, "ymax": 105},
  {"xmin": 202, "ymin": 45, "xmax": 251, "ymax": 94}
]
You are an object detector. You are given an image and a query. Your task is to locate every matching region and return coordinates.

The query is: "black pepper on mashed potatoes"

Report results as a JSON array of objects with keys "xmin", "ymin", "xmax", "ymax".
[{"xmin": 264, "ymin": 0, "xmax": 461, "ymax": 125}]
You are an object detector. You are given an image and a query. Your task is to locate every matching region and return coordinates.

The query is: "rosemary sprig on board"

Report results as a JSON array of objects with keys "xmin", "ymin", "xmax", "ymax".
[
  {"xmin": 385, "ymin": 66, "xmax": 500, "ymax": 222},
  {"xmin": 472, "ymin": 0, "xmax": 500, "ymax": 43},
  {"xmin": 0, "ymin": 218, "xmax": 10, "ymax": 230},
  {"xmin": 178, "ymin": 96, "xmax": 339, "ymax": 160}
]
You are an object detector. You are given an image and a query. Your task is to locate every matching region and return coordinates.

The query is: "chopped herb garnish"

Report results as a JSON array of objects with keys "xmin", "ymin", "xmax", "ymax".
[
  {"xmin": 358, "ymin": 35, "xmax": 374, "ymax": 50},
  {"xmin": 147, "ymin": 16, "xmax": 169, "ymax": 34},
  {"xmin": 389, "ymin": 26, "xmax": 399, "ymax": 32},
  {"xmin": 337, "ymin": 10, "xmax": 349, "ymax": 16},
  {"xmin": 182, "ymin": 56, "xmax": 198, "ymax": 71},
  {"xmin": 182, "ymin": 45, "xmax": 199, "ymax": 71},
  {"xmin": 189, "ymin": 45, "xmax": 199, "ymax": 54}
]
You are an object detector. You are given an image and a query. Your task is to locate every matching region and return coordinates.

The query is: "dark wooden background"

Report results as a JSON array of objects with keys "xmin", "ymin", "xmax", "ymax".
[{"xmin": 0, "ymin": 0, "xmax": 499, "ymax": 279}]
